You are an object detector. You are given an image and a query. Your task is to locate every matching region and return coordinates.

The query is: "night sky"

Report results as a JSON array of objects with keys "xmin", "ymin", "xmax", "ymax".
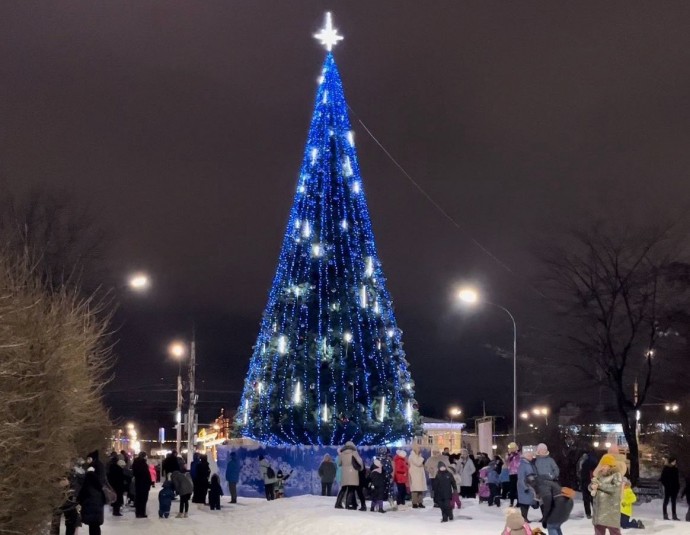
[{"xmin": 2, "ymin": 2, "xmax": 690, "ymax": 435}]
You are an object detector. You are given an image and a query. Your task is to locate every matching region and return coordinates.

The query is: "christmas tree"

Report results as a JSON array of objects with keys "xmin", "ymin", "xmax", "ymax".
[{"xmin": 237, "ymin": 13, "xmax": 419, "ymax": 445}]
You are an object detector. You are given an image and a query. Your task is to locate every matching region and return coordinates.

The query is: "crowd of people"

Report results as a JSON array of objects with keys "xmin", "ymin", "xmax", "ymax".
[{"xmin": 51, "ymin": 443, "xmax": 689, "ymax": 534}]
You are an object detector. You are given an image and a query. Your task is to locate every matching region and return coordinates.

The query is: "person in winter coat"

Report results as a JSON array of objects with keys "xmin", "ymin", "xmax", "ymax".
[
  {"xmin": 161, "ymin": 451, "xmax": 180, "ymax": 480},
  {"xmin": 681, "ymin": 474, "xmax": 690, "ymax": 521},
  {"xmin": 85, "ymin": 450, "xmax": 106, "ymax": 486},
  {"xmin": 208, "ymin": 474, "xmax": 223, "ymax": 509},
  {"xmin": 259, "ymin": 455, "xmax": 278, "ymax": 501},
  {"xmin": 408, "ymin": 444, "xmax": 427, "ymax": 508},
  {"xmin": 589, "ymin": 454, "xmax": 623, "ymax": 535},
  {"xmin": 106, "ymin": 454, "xmax": 126, "ymax": 516},
  {"xmin": 148, "ymin": 462, "xmax": 157, "ymax": 487},
  {"xmin": 502, "ymin": 507, "xmax": 534, "ymax": 535},
  {"xmin": 506, "ymin": 443, "xmax": 521, "ymax": 507},
  {"xmin": 620, "ymin": 478, "xmax": 644, "ymax": 529},
  {"xmin": 51, "ymin": 460, "xmax": 85, "ymax": 535},
  {"xmin": 487, "ymin": 460, "xmax": 501, "ymax": 507},
  {"xmin": 448, "ymin": 464, "xmax": 462, "ymax": 509},
  {"xmin": 458, "ymin": 449, "xmax": 476, "ymax": 498},
  {"xmin": 368, "ymin": 459, "xmax": 387, "ymax": 513},
  {"xmin": 500, "ymin": 463, "xmax": 511, "ymax": 500},
  {"xmin": 192, "ymin": 454, "xmax": 210, "ymax": 504},
  {"xmin": 335, "ymin": 442, "xmax": 365, "ymax": 510},
  {"xmin": 527, "ymin": 475, "xmax": 574, "ymax": 535},
  {"xmin": 318, "ymin": 453, "xmax": 337, "ymax": 496},
  {"xmin": 158, "ymin": 479, "xmax": 175, "ymax": 518},
  {"xmin": 132, "ymin": 452, "xmax": 152, "ymax": 518},
  {"xmin": 534, "ymin": 443, "xmax": 560, "ymax": 500},
  {"xmin": 378, "ymin": 446, "xmax": 396, "ymax": 511},
  {"xmin": 433, "ymin": 462, "xmax": 457, "ymax": 522},
  {"xmin": 426, "ymin": 449, "xmax": 448, "ymax": 506},
  {"xmin": 224, "ymin": 451, "xmax": 240, "ymax": 503},
  {"xmin": 78, "ymin": 468, "xmax": 106, "ymax": 535},
  {"xmin": 659, "ymin": 456, "xmax": 680, "ymax": 520},
  {"xmin": 171, "ymin": 469, "xmax": 193, "ymax": 518},
  {"xmin": 275, "ymin": 469, "xmax": 294, "ymax": 499},
  {"xmin": 393, "ymin": 450, "xmax": 409, "ymax": 507},
  {"xmin": 517, "ymin": 450, "xmax": 537, "ymax": 521},
  {"xmin": 579, "ymin": 451, "xmax": 598, "ymax": 519}
]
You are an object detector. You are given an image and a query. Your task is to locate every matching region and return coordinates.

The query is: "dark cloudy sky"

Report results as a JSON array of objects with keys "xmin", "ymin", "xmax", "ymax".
[{"xmin": 2, "ymin": 2, "xmax": 690, "ymax": 433}]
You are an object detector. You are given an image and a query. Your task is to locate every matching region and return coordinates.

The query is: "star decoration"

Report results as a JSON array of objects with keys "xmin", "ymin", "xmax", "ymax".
[{"xmin": 314, "ymin": 12, "xmax": 343, "ymax": 52}]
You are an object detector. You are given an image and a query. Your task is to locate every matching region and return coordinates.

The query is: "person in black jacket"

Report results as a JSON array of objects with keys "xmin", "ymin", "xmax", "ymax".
[
  {"xmin": 578, "ymin": 452, "xmax": 598, "ymax": 519},
  {"xmin": 433, "ymin": 461, "xmax": 457, "ymax": 523},
  {"xmin": 192, "ymin": 454, "xmax": 211, "ymax": 504},
  {"xmin": 78, "ymin": 468, "xmax": 105, "ymax": 535},
  {"xmin": 161, "ymin": 451, "xmax": 180, "ymax": 481},
  {"xmin": 368, "ymin": 460, "xmax": 387, "ymax": 513},
  {"xmin": 51, "ymin": 460, "xmax": 85, "ymax": 535},
  {"xmin": 132, "ymin": 452, "xmax": 152, "ymax": 518},
  {"xmin": 681, "ymin": 474, "xmax": 690, "ymax": 521},
  {"xmin": 660, "ymin": 456, "xmax": 680, "ymax": 520},
  {"xmin": 106, "ymin": 453, "xmax": 126, "ymax": 516},
  {"xmin": 208, "ymin": 474, "xmax": 223, "ymax": 510}
]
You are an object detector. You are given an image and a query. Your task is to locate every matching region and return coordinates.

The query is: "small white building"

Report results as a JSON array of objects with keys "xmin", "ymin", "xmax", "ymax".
[{"xmin": 410, "ymin": 417, "xmax": 466, "ymax": 453}]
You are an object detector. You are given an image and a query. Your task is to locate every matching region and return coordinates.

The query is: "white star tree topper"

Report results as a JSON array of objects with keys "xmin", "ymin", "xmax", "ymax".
[{"xmin": 314, "ymin": 12, "xmax": 343, "ymax": 51}]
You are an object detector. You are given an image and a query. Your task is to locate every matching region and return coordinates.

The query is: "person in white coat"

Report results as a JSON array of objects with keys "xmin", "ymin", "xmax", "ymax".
[
  {"xmin": 408, "ymin": 444, "xmax": 427, "ymax": 508},
  {"xmin": 458, "ymin": 449, "xmax": 476, "ymax": 498},
  {"xmin": 335, "ymin": 441, "xmax": 365, "ymax": 510}
]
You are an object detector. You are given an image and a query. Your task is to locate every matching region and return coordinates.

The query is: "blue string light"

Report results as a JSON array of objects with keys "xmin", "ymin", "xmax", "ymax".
[{"xmin": 237, "ymin": 52, "xmax": 419, "ymax": 445}]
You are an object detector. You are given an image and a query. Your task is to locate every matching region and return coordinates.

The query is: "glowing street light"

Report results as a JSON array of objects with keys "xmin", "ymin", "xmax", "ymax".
[
  {"xmin": 449, "ymin": 406, "xmax": 462, "ymax": 423},
  {"xmin": 169, "ymin": 341, "xmax": 186, "ymax": 359},
  {"xmin": 457, "ymin": 286, "xmax": 517, "ymax": 441},
  {"xmin": 520, "ymin": 412, "xmax": 529, "ymax": 420},
  {"xmin": 127, "ymin": 272, "xmax": 151, "ymax": 292},
  {"xmin": 665, "ymin": 404, "xmax": 680, "ymax": 412}
]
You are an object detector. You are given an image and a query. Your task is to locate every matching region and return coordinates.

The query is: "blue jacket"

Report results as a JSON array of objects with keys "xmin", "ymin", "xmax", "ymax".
[
  {"xmin": 499, "ymin": 467, "xmax": 510, "ymax": 483},
  {"xmin": 158, "ymin": 481, "xmax": 175, "ymax": 512},
  {"xmin": 517, "ymin": 458, "xmax": 537, "ymax": 506},
  {"xmin": 487, "ymin": 467, "xmax": 500, "ymax": 485},
  {"xmin": 225, "ymin": 456, "xmax": 240, "ymax": 484}
]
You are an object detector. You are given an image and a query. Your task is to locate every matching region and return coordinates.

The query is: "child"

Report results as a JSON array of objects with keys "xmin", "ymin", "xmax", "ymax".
[
  {"xmin": 448, "ymin": 464, "xmax": 462, "ymax": 510},
  {"xmin": 590, "ymin": 454, "xmax": 623, "ymax": 535},
  {"xmin": 158, "ymin": 479, "xmax": 175, "ymax": 518},
  {"xmin": 208, "ymin": 474, "xmax": 223, "ymax": 510},
  {"xmin": 620, "ymin": 478, "xmax": 644, "ymax": 529},
  {"xmin": 502, "ymin": 507, "xmax": 534, "ymax": 535},
  {"xmin": 433, "ymin": 462, "xmax": 457, "ymax": 523},
  {"xmin": 479, "ymin": 465, "xmax": 491, "ymax": 504},
  {"xmin": 368, "ymin": 459, "xmax": 386, "ymax": 513},
  {"xmin": 500, "ymin": 463, "xmax": 511, "ymax": 499},
  {"xmin": 488, "ymin": 460, "xmax": 502, "ymax": 507},
  {"xmin": 274, "ymin": 469, "xmax": 294, "ymax": 499}
]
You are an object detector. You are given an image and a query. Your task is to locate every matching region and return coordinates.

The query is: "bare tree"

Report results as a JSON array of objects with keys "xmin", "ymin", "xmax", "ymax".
[
  {"xmin": 541, "ymin": 225, "xmax": 690, "ymax": 483},
  {"xmin": 0, "ymin": 187, "xmax": 108, "ymax": 291},
  {"xmin": 0, "ymin": 252, "xmax": 113, "ymax": 534}
]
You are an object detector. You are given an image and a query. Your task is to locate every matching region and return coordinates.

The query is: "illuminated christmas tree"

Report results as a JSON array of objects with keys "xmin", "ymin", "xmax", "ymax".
[{"xmin": 237, "ymin": 13, "xmax": 419, "ymax": 445}]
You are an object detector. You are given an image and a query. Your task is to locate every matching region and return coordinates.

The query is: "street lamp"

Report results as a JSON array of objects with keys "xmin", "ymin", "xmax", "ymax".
[
  {"xmin": 169, "ymin": 341, "xmax": 187, "ymax": 453},
  {"xmin": 457, "ymin": 287, "xmax": 518, "ymax": 441},
  {"xmin": 449, "ymin": 407, "xmax": 462, "ymax": 423},
  {"xmin": 127, "ymin": 272, "xmax": 151, "ymax": 292}
]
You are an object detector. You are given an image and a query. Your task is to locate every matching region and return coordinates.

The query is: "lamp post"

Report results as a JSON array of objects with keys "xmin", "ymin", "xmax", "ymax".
[
  {"xmin": 458, "ymin": 287, "xmax": 518, "ymax": 442},
  {"xmin": 169, "ymin": 341, "xmax": 186, "ymax": 453}
]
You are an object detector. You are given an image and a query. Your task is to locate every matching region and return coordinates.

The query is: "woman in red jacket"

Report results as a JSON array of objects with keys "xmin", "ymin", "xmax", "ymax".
[{"xmin": 393, "ymin": 450, "xmax": 410, "ymax": 507}]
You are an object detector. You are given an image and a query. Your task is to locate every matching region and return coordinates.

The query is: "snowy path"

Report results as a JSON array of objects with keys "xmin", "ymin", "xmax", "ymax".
[{"xmin": 102, "ymin": 494, "xmax": 688, "ymax": 535}]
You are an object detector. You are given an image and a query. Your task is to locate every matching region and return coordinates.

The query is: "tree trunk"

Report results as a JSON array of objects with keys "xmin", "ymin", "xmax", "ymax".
[{"xmin": 617, "ymin": 404, "xmax": 640, "ymax": 484}]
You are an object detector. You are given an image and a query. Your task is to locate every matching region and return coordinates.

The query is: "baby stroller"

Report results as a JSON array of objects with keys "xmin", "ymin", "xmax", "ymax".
[{"xmin": 478, "ymin": 466, "xmax": 491, "ymax": 503}]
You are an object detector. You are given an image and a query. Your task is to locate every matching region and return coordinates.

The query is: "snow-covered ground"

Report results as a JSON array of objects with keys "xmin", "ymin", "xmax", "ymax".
[{"xmin": 102, "ymin": 494, "xmax": 688, "ymax": 535}]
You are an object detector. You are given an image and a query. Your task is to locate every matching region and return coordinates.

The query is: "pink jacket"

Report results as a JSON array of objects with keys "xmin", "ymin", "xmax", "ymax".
[{"xmin": 507, "ymin": 452, "xmax": 521, "ymax": 475}]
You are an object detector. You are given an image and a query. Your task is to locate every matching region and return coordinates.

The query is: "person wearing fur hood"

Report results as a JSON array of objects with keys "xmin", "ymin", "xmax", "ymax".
[
  {"xmin": 408, "ymin": 445, "xmax": 427, "ymax": 508},
  {"xmin": 335, "ymin": 441, "xmax": 365, "ymax": 510},
  {"xmin": 589, "ymin": 454, "xmax": 623, "ymax": 535},
  {"xmin": 502, "ymin": 507, "xmax": 534, "ymax": 535}
]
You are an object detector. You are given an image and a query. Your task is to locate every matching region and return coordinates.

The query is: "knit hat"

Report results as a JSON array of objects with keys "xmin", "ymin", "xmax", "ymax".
[
  {"xmin": 560, "ymin": 487, "xmax": 575, "ymax": 499},
  {"xmin": 536, "ymin": 443, "xmax": 549, "ymax": 456},
  {"xmin": 505, "ymin": 508, "xmax": 526, "ymax": 531},
  {"xmin": 396, "ymin": 450, "xmax": 407, "ymax": 458},
  {"xmin": 438, "ymin": 461, "xmax": 447, "ymax": 471},
  {"xmin": 599, "ymin": 454, "xmax": 617, "ymax": 467}
]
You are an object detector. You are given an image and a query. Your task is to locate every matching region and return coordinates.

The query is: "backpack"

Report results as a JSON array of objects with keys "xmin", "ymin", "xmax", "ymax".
[
  {"xmin": 352, "ymin": 456, "xmax": 362, "ymax": 471},
  {"xmin": 266, "ymin": 466, "xmax": 276, "ymax": 479}
]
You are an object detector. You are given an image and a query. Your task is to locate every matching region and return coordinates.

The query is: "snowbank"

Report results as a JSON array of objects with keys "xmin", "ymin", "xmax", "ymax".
[{"xmin": 102, "ymin": 493, "xmax": 688, "ymax": 535}]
